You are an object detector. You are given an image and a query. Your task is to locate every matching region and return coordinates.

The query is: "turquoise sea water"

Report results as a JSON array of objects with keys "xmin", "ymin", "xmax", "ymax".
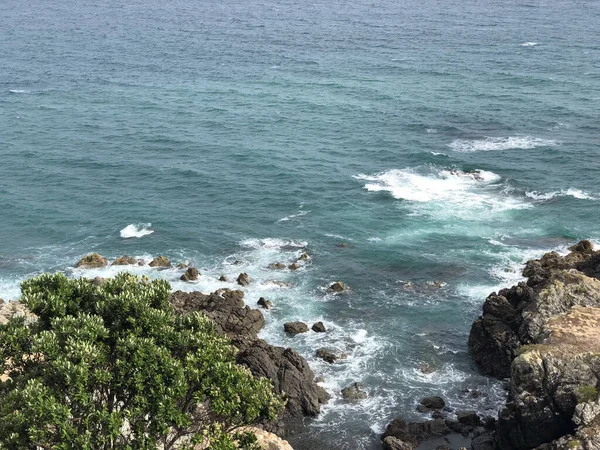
[{"xmin": 1, "ymin": 0, "xmax": 600, "ymax": 448}]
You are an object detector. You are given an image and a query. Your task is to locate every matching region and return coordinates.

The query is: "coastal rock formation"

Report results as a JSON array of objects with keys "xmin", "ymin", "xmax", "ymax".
[
  {"xmin": 311, "ymin": 321, "xmax": 326, "ymax": 332},
  {"xmin": 268, "ymin": 263, "xmax": 286, "ymax": 270},
  {"xmin": 329, "ymin": 281, "xmax": 347, "ymax": 292},
  {"xmin": 170, "ymin": 289, "xmax": 327, "ymax": 421},
  {"xmin": 467, "ymin": 241, "xmax": 600, "ymax": 449},
  {"xmin": 180, "ymin": 267, "xmax": 200, "ymax": 281},
  {"xmin": 469, "ymin": 241, "xmax": 600, "ymax": 378},
  {"xmin": 75, "ymin": 253, "xmax": 108, "ymax": 268},
  {"xmin": 149, "ymin": 256, "xmax": 171, "ymax": 267},
  {"xmin": 257, "ymin": 297, "xmax": 273, "ymax": 309},
  {"xmin": 238, "ymin": 427, "xmax": 294, "ymax": 450},
  {"xmin": 283, "ymin": 322, "xmax": 309, "ymax": 335},
  {"xmin": 341, "ymin": 382, "xmax": 367, "ymax": 400},
  {"xmin": 112, "ymin": 255, "xmax": 137, "ymax": 266},
  {"xmin": 237, "ymin": 273, "xmax": 250, "ymax": 286},
  {"xmin": 170, "ymin": 289, "xmax": 264, "ymax": 344}
]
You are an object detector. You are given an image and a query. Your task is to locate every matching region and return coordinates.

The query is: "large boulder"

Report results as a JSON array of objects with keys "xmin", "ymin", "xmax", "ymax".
[
  {"xmin": 237, "ymin": 273, "xmax": 250, "ymax": 286},
  {"xmin": 180, "ymin": 267, "xmax": 200, "ymax": 281},
  {"xmin": 341, "ymin": 382, "xmax": 367, "ymax": 400},
  {"xmin": 149, "ymin": 256, "xmax": 171, "ymax": 267},
  {"xmin": 284, "ymin": 322, "xmax": 309, "ymax": 335},
  {"xmin": 75, "ymin": 253, "xmax": 108, "ymax": 268}
]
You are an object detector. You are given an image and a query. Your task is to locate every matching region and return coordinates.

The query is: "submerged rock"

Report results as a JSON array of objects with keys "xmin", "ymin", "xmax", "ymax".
[
  {"xmin": 75, "ymin": 253, "xmax": 108, "ymax": 269},
  {"xmin": 419, "ymin": 396, "xmax": 446, "ymax": 410},
  {"xmin": 218, "ymin": 275, "xmax": 228, "ymax": 282},
  {"xmin": 149, "ymin": 256, "xmax": 171, "ymax": 267},
  {"xmin": 268, "ymin": 263, "xmax": 287, "ymax": 270},
  {"xmin": 329, "ymin": 281, "xmax": 347, "ymax": 292},
  {"xmin": 288, "ymin": 263, "xmax": 300, "ymax": 271},
  {"xmin": 341, "ymin": 382, "xmax": 367, "ymax": 400},
  {"xmin": 315, "ymin": 348, "xmax": 347, "ymax": 364}
]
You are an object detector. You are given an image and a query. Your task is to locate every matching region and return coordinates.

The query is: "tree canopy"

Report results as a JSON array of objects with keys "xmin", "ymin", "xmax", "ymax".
[{"xmin": 0, "ymin": 273, "xmax": 284, "ymax": 449}]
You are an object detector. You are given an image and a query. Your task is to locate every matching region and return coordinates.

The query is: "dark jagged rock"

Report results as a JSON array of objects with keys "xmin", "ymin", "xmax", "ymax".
[
  {"xmin": 298, "ymin": 252, "xmax": 309, "ymax": 261},
  {"xmin": 288, "ymin": 263, "xmax": 300, "ymax": 271},
  {"xmin": 341, "ymin": 382, "xmax": 367, "ymax": 400},
  {"xmin": 170, "ymin": 289, "xmax": 326, "ymax": 423},
  {"xmin": 75, "ymin": 253, "xmax": 108, "ymax": 268},
  {"xmin": 257, "ymin": 297, "xmax": 273, "ymax": 309},
  {"xmin": 311, "ymin": 321, "xmax": 326, "ymax": 333},
  {"xmin": 467, "ymin": 241, "xmax": 600, "ymax": 449},
  {"xmin": 315, "ymin": 348, "xmax": 347, "ymax": 364},
  {"xmin": 170, "ymin": 289, "xmax": 263, "ymax": 344},
  {"xmin": 112, "ymin": 255, "xmax": 137, "ymax": 266},
  {"xmin": 219, "ymin": 275, "xmax": 228, "ymax": 282},
  {"xmin": 284, "ymin": 321, "xmax": 309, "ymax": 335},
  {"xmin": 419, "ymin": 396, "xmax": 446, "ymax": 410},
  {"xmin": 268, "ymin": 263, "xmax": 286, "ymax": 270},
  {"xmin": 469, "ymin": 242, "xmax": 600, "ymax": 378},
  {"xmin": 237, "ymin": 272, "xmax": 250, "ymax": 286},
  {"xmin": 237, "ymin": 340, "xmax": 326, "ymax": 418},
  {"xmin": 149, "ymin": 256, "xmax": 171, "ymax": 267},
  {"xmin": 180, "ymin": 267, "xmax": 200, "ymax": 281}
]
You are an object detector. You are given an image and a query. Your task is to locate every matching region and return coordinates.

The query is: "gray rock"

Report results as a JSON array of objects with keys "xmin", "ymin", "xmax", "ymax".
[
  {"xmin": 341, "ymin": 382, "xmax": 367, "ymax": 400},
  {"xmin": 420, "ymin": 396, "xmax": 446, "ymax": 410},
  {"xmin": 75, "ymin": 253, "xmax": 108, "ymax": 269},
  {"xmin": 284, "ymin": 321, "xmax": 309, "ymax": 335},
  {"xmin": 180, "ymin": 267, "xmax": 200, "ymax": 281},
  {"xmin": 329, "ymin": 281, "xmax": 347, "ymax": 292},
  {"xmin": 257, "ymin": 297, "xmax": 273, "ymax": 309},
  {"xmin": 149, "ymin": 256, "xmax": 171, "ymax": 267}
]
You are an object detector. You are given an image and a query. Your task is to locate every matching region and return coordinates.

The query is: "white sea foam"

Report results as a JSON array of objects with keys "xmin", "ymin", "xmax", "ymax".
[
  {"xmin": 9, "ymin": 89, "xmax": 30, "ymax": 94},
  {"xmin": 240, "ymin": 238, "xmax": 307, "ymax": 249},
  {"xmin": 278, "ymin": 210, "xmax": 310, "ymax": 222},
  {"xmin": 520, "ymin": 42, "xmax": 538, "ymax": 47},
  {"xmin": 430, "ymin": 151, "xmax": 449, "ymax": 156},
  {"xmin": 120, "ymin": 223, "xmax": 154, "ymax": 238},
  {"xmin": 448, "ymin": 136, "xmax": 557, "ymax": 152},
  {"xmin": 526, "ymin": 189, "xmax": 598, "ymax": 201}
]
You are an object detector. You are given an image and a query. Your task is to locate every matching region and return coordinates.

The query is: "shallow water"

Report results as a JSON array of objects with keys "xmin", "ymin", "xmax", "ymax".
[{"xmin": 1, "ymin": 0, "xmax": 600, "ymax": 448}]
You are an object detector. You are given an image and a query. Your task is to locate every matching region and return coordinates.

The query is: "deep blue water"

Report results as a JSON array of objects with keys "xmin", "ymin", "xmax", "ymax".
[{"xmin": 1, "ymin": 0, "xmax": 600, "ymax": 448}]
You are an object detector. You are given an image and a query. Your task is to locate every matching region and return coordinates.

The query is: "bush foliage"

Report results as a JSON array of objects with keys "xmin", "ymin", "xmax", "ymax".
[{"xmin": 0, "ymin": 273, "xmax": 284, "ymax": 449}]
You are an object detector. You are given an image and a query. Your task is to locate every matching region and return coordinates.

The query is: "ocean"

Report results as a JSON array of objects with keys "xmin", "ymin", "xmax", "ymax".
[{"xmin": 1, "ymin": 0, "xmax": 599, "ymax": 448}]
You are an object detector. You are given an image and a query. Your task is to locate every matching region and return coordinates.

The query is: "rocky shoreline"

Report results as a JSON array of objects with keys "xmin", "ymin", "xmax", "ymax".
[
  {"xmin": 4, "ymin": 242, "xmax": 600, "ymax": 450},
  {"xmin": 381, "ymin": 240, "xmax": 600, "ymax": 450}
]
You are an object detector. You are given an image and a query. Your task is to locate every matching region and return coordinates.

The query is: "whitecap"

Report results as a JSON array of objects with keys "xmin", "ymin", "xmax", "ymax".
[
  {"xmin": 448, "ymin": 136, "xmax": 557, "ymax": 152},
  {"xmin": 9, "ymin": 89, "xmax": 30, "ymax": 94},
  {"xmin": 526, "ymin": 189, "xmax": 597, "ymax": 201},
  {"xmin": 278, "ymin": 210, "xmax": 310, "ymax": 222},
  {"xmin": 520, "ymin": 42, "xmax": 538, "ymax": 46},
  {"xmin": 430, "ymin": 151, "xmax": 449, "ymax": 156},
  {"xmin": 120, "ymin": 223, "xmax": 154, "ymax": 238},
  {"xmin": 240, "ymin": 238, "xmax": 307, "ymax": 249}
]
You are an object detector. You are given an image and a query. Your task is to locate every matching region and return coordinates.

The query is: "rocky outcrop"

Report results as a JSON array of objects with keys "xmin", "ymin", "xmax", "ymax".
[
  {"xmin": 170, "ymin": 289, "xmax": 264, "ymax": 344},
  {"xmin": 329, "ymin": 281, "xmax": 347, "ymax": 292},
  {"xmin": 149, "ymin": 256, "xmax": 171, "ymax": 267},
  {"xmin": 467, "ymin": 241, "xmax": 600, "ymax": 449},
  {"xmin": 180, "ymin": 267, "xmax": 199, "ymax": 281},
  {"xmin": 170, "ymin": 289, "xmax": 327, "ymax": 423},
  {"xmin": 238, "ymin": 427, "xmax": 294, "ymax": 450},
  {"xmin": 469, "ymin": 241, "xmax": 600, "ymax": 378},
  {"xmin": 257, "ymin": 297, "xmax": 273, "ymax": 309},
  {"xmin": 237, "ymin": 340, "xmax": 326, "ymax": 418},
  {"xmin": 75, "ymin": 253, "xmax": 108, "ymax": 268},
  {"xmin": 237, "ymin": 273, "xmax": 250, "ymax": 286}
]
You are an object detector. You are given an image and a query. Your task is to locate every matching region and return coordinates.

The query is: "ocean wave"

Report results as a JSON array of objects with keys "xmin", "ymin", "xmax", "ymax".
[
  {"xmin": 278, "ymin": 210, "xmax": 310, "ymax": 222},
  {"xmin": 520, "ymin": 42, "xmax": 538, "ymax": 47},
  {"xmin": 430, "ymin": 151, "xmax": 449, "ymax": 157},
  {"xmin": 448, "ymin": 136, "xmax": 557, "ymax": 152},
  {"xmin": 9, "ymin": 89, "xmax": 30, "ymax": 94},
  {"xmin": 526, "ymin": 188, "xmax": 598, "ymax": 201},
  {"xmin": 120, "ymin": 223, "xmax": 154, "ymax": 238},
  {"xmin": 240, "ymin": 238, "xmax": 307, "ymax": 249}
]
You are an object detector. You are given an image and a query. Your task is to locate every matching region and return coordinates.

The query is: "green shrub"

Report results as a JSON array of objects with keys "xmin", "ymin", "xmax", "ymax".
[
  {"xmin": 576, "ymin": 385, "xmax": 598, "ymax": 403},
  {"xmin": 0, "ymin": 273, "xmax": 284, "ymax": 449}
]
